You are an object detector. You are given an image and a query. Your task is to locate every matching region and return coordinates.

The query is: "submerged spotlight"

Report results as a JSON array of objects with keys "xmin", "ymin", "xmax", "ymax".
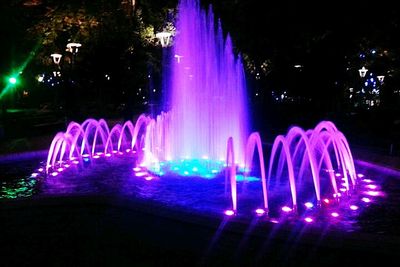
[
  {"xmin": 350, "ymin": 205, "xmax": 359, "ymax": 211},
  {"xmin": 304, "ymin": 217, "xmax": 314, "ymax": 223},
  {"xmin": 365, "ymin": 190, "xmax": 381, "ymax": 197},
  {"xmin": 362, "ymin": 178, "xmax": 373, "ymax": 183},
  {"xmin": 281, "ymin": 206, "xmax": 292, "ymax": 212},
  {"xmin": 365, "ymin": 184, "xmax": 377, "ymax": 189},
  {"xmin": 255, "ymin": 208, "xmax": 266, "ymax": 216},
  {"xmin": 224, "ymin": 209, "xmax": 235, "ymax": 216},
  {"xmin": 304, "ymin": 202, "xmax": 314, "ymax": 209},
  {"xmin": 135, "ymin": 172, "xmax": 147, "ymax": 177},
  {"xmin": 331, "ymin": 212, "xmax": 339, "ymax": 218},
  {"xmin": 361, "ymin": 197, "xmax": 371, "ymax": 203}
]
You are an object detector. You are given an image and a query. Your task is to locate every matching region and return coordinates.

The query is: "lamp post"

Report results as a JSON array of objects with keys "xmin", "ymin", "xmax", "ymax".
[
  {"xmin": 155, "ymin": 31, "xmax": 172, "ymax": 48},
  {"xmin": 50, "ymin": 53, "xmax": 62, "ymax": 65},
  {"xmin": 154, "ymin": 30, "xmax": 173, "ymax": 112},
  {"xmin": 66, "ymin": 43, "xmax": 81, "ymax": 119},
  {"xmin": 356, "ymin": 67, "xmax": 368, "ymax": 108},
  {"xmin": 358, "ymin": 66, "xmax": 368, "ymax": 78},
  {"xmin": 49, "ymin": 53, "xmax": 63, "ymax": 108},
  {"xmin": 66, "ymin": 42, "xmax": 82, "ymax": 54},
  {"xmin": 49, "ymin": 42, "xmax": 82, "ymax": 119},
  {"xmin": 66, "ymin": 42, "xmax": 82, "ymax": 70}
]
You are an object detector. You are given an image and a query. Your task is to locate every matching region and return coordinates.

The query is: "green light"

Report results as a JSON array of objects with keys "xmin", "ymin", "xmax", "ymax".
[{"xmin": 9, "ymin": 77, "xmax": 17, "ymax": 84}]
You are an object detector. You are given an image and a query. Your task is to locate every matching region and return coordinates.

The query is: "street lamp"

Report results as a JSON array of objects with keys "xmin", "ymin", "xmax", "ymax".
[
  {"xmin": 358, "ymin": 67, "xmax": 368, "ymax": 78},
  {"xmin": 155, "ymin": 31, "xmax": 172, "ymax": 47},
  {"xmin": 50, "ymin": 53, "xmax": 62, "ymax": 65},
  {"xmin": 8, "ymin": 77, "xmax": 17, "ymax": 85},
  {"xmin": 66, "ymin": 42, "xmax": 82, "ymax": 67},
  {"xmin": 66, "ymin": 42, "xmax": 82, "ymax": 54},
  {"xmin": 174, "ymin": 54, "xmax": 183, "ymax": 63},
  {"xmin": 377, "ymin": 75, "xmax": 385, "ymax": 83},
  {"xmin": 46, "ymin": 42, "xmax": 82, "ymax": 118}
]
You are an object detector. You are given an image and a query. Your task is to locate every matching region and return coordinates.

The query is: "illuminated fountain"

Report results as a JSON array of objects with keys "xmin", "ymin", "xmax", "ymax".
[
  {"xmin": 149, "ymin": 0, "xmax": 249, "ymax": 168},
  {"xmin": 42, "ymin": 0, "xmax": 370, "ymax": 222},
  {"xmin": 265, "ymin": 121, "xmax": 357, "ymax": 213}
]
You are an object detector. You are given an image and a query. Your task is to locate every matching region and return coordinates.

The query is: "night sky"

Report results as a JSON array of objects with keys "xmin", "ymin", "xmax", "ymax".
[{"xmin": 1, "ymin": 0, "xmax": 400, "ymax": 116}]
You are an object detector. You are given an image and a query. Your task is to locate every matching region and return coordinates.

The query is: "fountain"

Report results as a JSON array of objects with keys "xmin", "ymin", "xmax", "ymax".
[
  {"xmin": 139, "ymin": 0, "xmax": 250, "ymax": 177},
  {"xmin": 41, "ymin": 0, "xmax": 375, "ymax": 222},
  {"xmin": 1, "ymin": 2, "xmax": 399, "ymax": 266}
]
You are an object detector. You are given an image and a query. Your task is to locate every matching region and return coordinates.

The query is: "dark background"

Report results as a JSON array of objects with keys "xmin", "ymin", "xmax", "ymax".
[{"xmin": 0, "ymin": 0, "xmax": 399, "ymax": 155}]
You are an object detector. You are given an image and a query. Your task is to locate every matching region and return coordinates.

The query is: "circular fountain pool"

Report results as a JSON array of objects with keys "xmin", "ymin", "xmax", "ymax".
[{"xmin": 2, "ymin": 150, "xmax": 399, "ymax": 237}]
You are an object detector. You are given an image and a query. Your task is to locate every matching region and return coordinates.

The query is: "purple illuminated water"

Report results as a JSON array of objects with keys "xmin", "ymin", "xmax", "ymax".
[
  {"xmin": 164, "ymin": 0, "xmax": 249, "ymax": 164},
  {"xmin": 5, "ymin": 0, "xmax": 395, "ymax": 230},
  {"xmin": 41, "ymin": 0, "xmax": 362, "ymax": 216}
]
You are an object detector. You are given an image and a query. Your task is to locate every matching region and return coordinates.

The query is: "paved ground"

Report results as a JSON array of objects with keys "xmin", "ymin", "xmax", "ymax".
[{"xmin": 1, "ymin": 195, "xmax": 399, "ymax": 267}]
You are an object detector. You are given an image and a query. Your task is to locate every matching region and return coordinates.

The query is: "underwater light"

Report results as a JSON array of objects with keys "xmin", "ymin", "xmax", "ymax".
[
  {"xmin": 304, "ymin": 217, "xmax": 314, "ymax": 223},
  {"xmin": 361, "ymin": 197, "xmax": 371, "ymax": 203},
  {"xmin": 365, "ymin": 191, "xmax": 380, "ymax": 197},
  {"xmin": 304, "ymin": 202, "xmax": 314, "ymax": 209},
  {"xmin": 331, "ymin": 212, "xmax": 339, "ymax": 218},
  {"xmin": 224, "ymin": 210, "xmax": 235, "ymax": 216},
  {"xmin": 255, "ymin": 208, "xmax": 266, "ymax": 216},
  {"xmin": 365, "ymin": 184, "xmax": 377, "ymax": 189},
  {"xmin": 281, "ymin": 206, "xmax": 292, "ymax": 212},
  {"xmin": 269, "ymin": 218, "xmax": 279, "ymax": 224},
  {"xmin": 350, "ymin": 205, "xmax": 359, "ymax": 210}
]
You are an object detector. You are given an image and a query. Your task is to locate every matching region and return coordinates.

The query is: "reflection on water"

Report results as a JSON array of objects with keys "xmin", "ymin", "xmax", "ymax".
[
  {"xmin": 1, "ymin": 176, "xmax": 37, "ymax": 199},
  {"xmin": 0, "ymin": 157, "xmax": 42, "ymax": 199}
]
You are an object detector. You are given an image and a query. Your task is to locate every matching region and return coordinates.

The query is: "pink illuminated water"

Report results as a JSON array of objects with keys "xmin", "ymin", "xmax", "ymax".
[
  {"xmin": 164, "ymin": 0, "xmax": 249, "ymax": 164},
  {"xmin": 42, "ymin": 0, "xmax": 367, "ymax": 219}
]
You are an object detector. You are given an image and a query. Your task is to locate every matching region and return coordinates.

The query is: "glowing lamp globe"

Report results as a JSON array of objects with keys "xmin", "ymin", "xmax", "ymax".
[{"xmin": 9, "ymin": 77, "xmax": 17, "ymax": 84}]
